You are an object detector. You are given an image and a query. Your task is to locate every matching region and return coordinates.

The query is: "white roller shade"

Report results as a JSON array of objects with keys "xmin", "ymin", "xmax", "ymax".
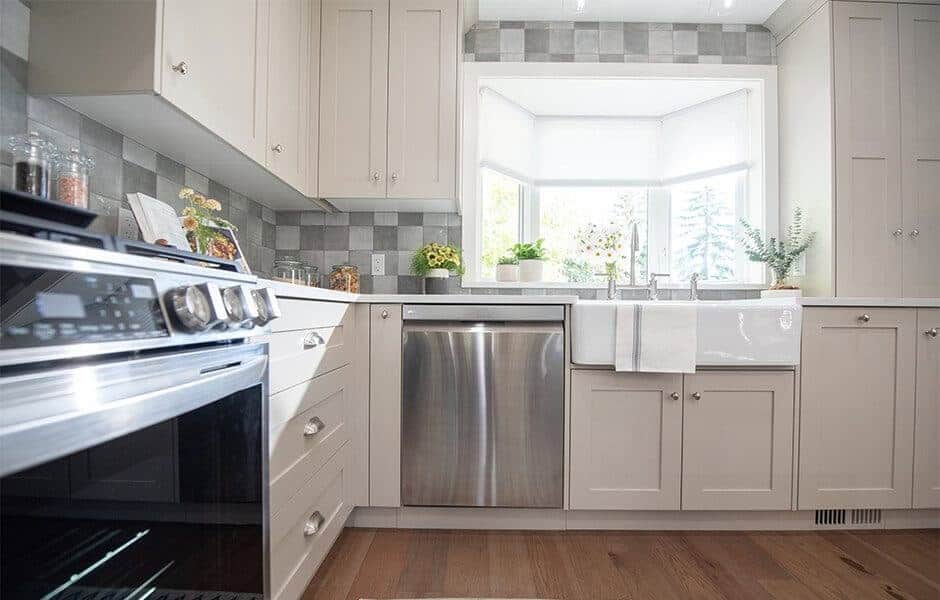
[
  {"xmin": 534, "ymin": 117, "xmax": 660, "ymax": 184},
  {"xmin": 661, "ymin": 90, "xmax": 750, "ymax": 182},
  {"xmin": 479, "ymin": 88, "xmax": 536, "ymax": 181}
]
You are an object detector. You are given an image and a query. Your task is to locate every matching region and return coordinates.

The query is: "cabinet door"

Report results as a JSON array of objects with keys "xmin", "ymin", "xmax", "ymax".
[
  {"xmin": 913, "ymin": 308, "xmax": 940, "ymax": 508},
  {"xmin": 319, "ymin": 0, "xmax": 389, "ymax": 198},
  {"xmin": 682, "ymin": 372, "xmax": 794, "ymax": 511},
  {"xmin": 266, "ymin": 0, "xmax": 316, "ymax": 192},
  {"xmin": 798, "ymin": 308, "xmax": 916, "ymax": 509},
  {"xmin": 900, "ymin": 5, "xmax": 940, "ymax": 298},
  {"xmin": 386, "ymin": 0, "xmax": 458, "ymax": 199},
  {"xmin": 570, "ymin": 371, "xmax": 682, "ymax": 510},
  {"xmin": 832, "ymin": 2, "xmax": 902, "ymax": 297},
  {"xmin": 369, "ymin": 304, "xmax": 401, "ymax": 507},
  {"xmin": 161, "ymin": 0, "xmax": 269, "ymax": 162}
]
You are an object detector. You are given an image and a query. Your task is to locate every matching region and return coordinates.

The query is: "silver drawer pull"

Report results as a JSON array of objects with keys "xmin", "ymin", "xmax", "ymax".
[
  {"xmin": 926, "ymin": 328, "xmax": 938, "ymax": 339},
  {"xmin": 381, "ymin": 310, "xmax": 389, "ymax": 320},
  {"xmin": 303, "ymin": 416, "xmax": 325, "ymax": 438},
  {"xmin": 858, "ymin": 314, "xmax": 871, "ymax": 323},
  {"xmin": 303, "ymin": 511, "xmax": 324, "ymax": 537},
  {"xmin": 303, "ymin": 331, "xmax": 324, "ymax": 348}
]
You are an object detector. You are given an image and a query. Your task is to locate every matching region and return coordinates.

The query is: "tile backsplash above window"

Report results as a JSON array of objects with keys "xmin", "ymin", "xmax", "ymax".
[{"xmin": 464, "ymin": 21, "xmax": 775, "ymax": 65}]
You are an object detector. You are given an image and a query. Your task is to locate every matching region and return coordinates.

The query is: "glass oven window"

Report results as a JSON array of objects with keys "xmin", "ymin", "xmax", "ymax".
[{"xmin": 0, "ymin": 385, "xmax": 265, "ymax": 600}]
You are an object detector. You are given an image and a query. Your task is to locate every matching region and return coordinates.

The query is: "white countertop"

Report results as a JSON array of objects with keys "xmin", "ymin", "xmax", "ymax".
[
  {"xmin": 261, "ymin": 279, "xmax": 578, "ymax": 304},
  {"xmin": 798, "ymin": 297, "xmax": 940, "ymax": 308}
]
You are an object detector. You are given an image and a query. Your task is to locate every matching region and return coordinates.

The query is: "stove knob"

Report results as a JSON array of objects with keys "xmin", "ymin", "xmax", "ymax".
[
  {"xmin": 251, "ymin": 287, "xmax": 281, "ymax": 326},
  {"xmin": 222, "ymin": 285, "xmax": 260, "ymax": 329},
  {"xmin": 166, "ymin": 283, "xmax": 225, "ymax": 332}
]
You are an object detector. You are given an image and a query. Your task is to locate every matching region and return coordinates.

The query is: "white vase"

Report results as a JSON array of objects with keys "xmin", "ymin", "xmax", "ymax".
[
  {"xmin": 426, "ymin": 268, "xmax": 450, "ymax": 279},
  {"xmin": 761, "ymin": 288, "xmax": 803, "ymax": 299},
  {"xmin": 518, "ymin": 259, "xmax": 544, "ymax": 282},
  {"xmin": 495, "ymin": 264, "xmax": 519, "ymax": 282}
]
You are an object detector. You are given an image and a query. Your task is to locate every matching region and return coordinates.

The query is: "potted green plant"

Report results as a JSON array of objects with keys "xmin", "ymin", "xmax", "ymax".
[
  {"xmin": 740, "ymin": 207, "xmax": 816, "ymax": 298},
  {"xmin": 411, "ymin": 242, "xmax": 464, "ymax": 294},
  {"xmin": 495, "ymin": 255, "xmax": 519, "ymax": 282},
  {"xmin": 512, "ymin": 239, "xmax": 547, "ymax": 282}
]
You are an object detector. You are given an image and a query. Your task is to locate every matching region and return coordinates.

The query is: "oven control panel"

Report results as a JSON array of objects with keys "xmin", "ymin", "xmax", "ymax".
[{"xmin": 0, "ymin": 265, "xmax": 169, "ymax": 348}]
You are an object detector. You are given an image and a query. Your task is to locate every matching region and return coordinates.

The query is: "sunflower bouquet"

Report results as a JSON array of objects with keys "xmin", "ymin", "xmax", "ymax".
[
  {"xmin": 410, "ymin": 242, "xmax": 464, "ymax": 277},
  {"xmin": 178, "ymin": 187, "xmax": 238, "ymax": 256}
]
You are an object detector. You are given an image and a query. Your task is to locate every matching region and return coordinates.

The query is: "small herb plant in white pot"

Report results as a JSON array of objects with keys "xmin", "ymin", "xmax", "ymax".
[
  {"xmin": 495, "ymin": 255, "xmax": 519, "ymax": 282},
  {"xmin": 740, "ymin": 207, "xmax": 816, "ymax": 298},
  {"xmin": 512, "ymin": 239, "xmax": 547, "ymax": 282}
]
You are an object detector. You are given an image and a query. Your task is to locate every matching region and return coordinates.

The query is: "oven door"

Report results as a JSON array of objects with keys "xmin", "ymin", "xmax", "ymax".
[{"xmin": 0, "ymin": 343, "xmax": 269, "ymax": 600}]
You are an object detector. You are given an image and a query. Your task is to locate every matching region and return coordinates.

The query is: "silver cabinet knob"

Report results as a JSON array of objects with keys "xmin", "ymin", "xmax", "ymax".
[
  {"xmin": 690, "ymin": 392, "xmax": 702, "ymax": 400},
  {"xmin": 893, "ymin": 228, "xmax": 904, "ymax": 237},
  {"xmin": 303, "ymin": 511, "xmax": 324, "ymax": 537},
  {"xmin": 271, "ymin": 143, "xmax": 284, "ymax": 154},
  {"xmin": 391, "ymin": 172, "xmax": 399, "ymax": 182},
  {"xmin": 670, "ymin": 392, "xmax": 680, "ymax": 401},
  {"xmin": 303, "ymin": 331, "xmax": 324, "ymax": 348},
  {"xmin": 381, "ymin": 310, "xmax": 389, "ymax": 320},
  {"xmin": 926, "ymin": 328, "xmax": 938, "ymax": 339},
  {"xmin": 858, "ymin": 314, "xmax": 871, "ymax": 323},
  {"xmin": 371, "ymin": 171, "xmax": 382, "ymax": 182},
  {"xmin": 303, "ymin": 416, "xmax": 325, "ymax": 437},
  {"xmin": 910, "ymin": 228, "xmax": 920, "ymax": 238},
  {"xmin": 172, "ymin": 61, "xmax": 189, "ymax": 75}
]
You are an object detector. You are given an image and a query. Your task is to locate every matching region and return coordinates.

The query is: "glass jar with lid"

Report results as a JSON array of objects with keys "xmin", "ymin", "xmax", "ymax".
[
  {"xmin": 54, "ymin": 147, "xmax": 95, "ymax": 208},
  {"xmin": 271, "ymin": 257, "xmax": 308, "ymax": 285},
  {"xmin": 329, "ymin": 264, "xmax": 360, "ymax": 293},
  {"xmin": 303, "ymin": 264, "xmax": 320, "ymax": 287},
  {"xmin": 9, "ymin": 132, "xmax": 57, "ymax": 199}
]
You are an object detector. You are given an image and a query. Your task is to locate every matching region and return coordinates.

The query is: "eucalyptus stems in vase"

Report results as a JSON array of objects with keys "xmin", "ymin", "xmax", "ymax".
[{"xmin": 739, "ymin": 207, "xmax": 816, "ymax": 290}]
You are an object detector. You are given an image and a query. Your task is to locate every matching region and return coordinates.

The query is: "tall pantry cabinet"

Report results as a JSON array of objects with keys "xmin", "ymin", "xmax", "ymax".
[{"xmin": 775, "ymin": 2, "xmax": 940, "ymax": 297}]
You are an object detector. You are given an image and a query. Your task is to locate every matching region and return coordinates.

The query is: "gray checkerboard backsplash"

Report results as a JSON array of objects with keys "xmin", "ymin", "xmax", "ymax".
[{"xmin": 465, "ymin": 21, "xmax": 775, "ymax": 65}]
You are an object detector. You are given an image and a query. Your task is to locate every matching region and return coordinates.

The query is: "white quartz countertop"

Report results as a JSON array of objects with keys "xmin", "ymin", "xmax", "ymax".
[
  {"xmin": 261, "ymin": 279, "xmax": 578, "ymax": 304},
  {"xmin": 798, "ymin": 297, "xmax": 940, "ymax": 308}
]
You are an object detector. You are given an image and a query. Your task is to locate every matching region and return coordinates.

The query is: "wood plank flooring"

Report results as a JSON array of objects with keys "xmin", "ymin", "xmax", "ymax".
[{"xmin": 302, "ymin": 528, "xmax": 940, "ymax": 600}]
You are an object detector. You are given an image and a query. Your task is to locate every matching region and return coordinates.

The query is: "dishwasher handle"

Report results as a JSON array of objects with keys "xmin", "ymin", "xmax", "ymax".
[{"xmin": 402, "ymin": 304, "xmax": 564, "ymax": 322}]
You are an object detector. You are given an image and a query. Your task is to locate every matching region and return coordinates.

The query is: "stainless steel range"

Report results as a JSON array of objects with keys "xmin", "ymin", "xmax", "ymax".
[{"xmin": 0, "ymin": 225, "xmax": 280, "ymax": 599}]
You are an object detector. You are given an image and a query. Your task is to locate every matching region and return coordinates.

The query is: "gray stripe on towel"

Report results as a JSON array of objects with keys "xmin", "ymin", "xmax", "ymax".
[{"xmin": 633, "ymin": 303, "xmax": 642, "ymax": 371}]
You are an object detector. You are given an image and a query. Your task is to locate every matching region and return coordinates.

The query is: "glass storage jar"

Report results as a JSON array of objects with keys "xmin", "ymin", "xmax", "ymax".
[
  {"xmin": 329, "ymin": 264, "xmax": 360, "ymax": 293},
  {"xmin": 9, "ymin": 132, "xmax": 56, "ymax": 200},
  {"xmin": 54, "ymin": 147, "xmax": 95, "ymax": 208},
  {"xmin": 303, "ymin": 265, "xmax": 320, "ymax": 287},
  {"xmin": 271, "ymin": 257, "xmax": 309, "ymax": 285}
]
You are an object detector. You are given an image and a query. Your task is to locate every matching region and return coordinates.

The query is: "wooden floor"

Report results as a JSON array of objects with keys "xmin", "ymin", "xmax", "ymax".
[{"xmin": 302, "ymin": 528, "xmax": 939, "ymax": 600}]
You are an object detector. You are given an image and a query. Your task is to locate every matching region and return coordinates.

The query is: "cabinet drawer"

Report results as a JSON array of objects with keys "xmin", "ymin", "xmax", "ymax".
[
  {"xmin": 272, "ymin": 298, "xmax": 352, "ymax": 333},
  {"xmin": 270, "ymin": 444, "xmax": 350, "ymax": 600},
  {"xmin": 269, "ymin": 366, "xmax": 351, "ymax": 513},
  {"xmin": 268, "ymin": 319, "xmax": 351, "ymax": 395}
]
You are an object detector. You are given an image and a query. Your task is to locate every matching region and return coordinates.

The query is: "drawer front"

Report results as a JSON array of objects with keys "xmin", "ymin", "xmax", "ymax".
[
  {"xmin": 270, "ymin": 445, "xmax": 350, "ymax": 600},
  {"xmin": 272, "ymin": 298, "xmax": 351, "ymax": 333},
  {"xmin": 268, "ymin": 317, "xmax": 352, "ymax": 394},
  {"xmin": 270, "ymin": 366, "xmax": 351, "ymax": 513}
]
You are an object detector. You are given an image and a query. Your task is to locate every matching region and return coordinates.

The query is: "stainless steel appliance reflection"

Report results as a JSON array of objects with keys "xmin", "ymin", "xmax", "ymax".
[{"xmin": 401, "ymin": 305, "xmax": 564, "ymax": 508}]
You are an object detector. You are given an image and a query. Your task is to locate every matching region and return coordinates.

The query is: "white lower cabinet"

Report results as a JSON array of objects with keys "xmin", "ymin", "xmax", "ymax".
[
  {"xmin": 913, "ymin": 308, "xmax": 940, "ymax": 508},
  {"xmin": 570, "ymin": 371, "xmax": 683, "ymax": 510},
  {"xmin": 570, "ymin": 369, "xmax": 795, "ymax": 511},
  {"xmin": 682, "ymin": 372, "xmax": 794, "ymax": 510}
]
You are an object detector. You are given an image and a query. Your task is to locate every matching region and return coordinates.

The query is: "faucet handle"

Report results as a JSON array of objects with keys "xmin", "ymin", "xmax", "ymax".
[{"xmin": 649, "ymin": 272, "xmax": 670, "ymax": 282}]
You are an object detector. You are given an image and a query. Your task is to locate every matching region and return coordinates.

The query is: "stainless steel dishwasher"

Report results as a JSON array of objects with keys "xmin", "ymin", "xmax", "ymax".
[{"xmin": 401, "ymin": 304, "xmax": 565, "ymax": 508}]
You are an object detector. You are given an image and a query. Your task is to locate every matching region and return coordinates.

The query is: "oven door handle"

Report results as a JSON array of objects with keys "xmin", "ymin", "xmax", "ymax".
[{"xmin": 0, "ymin": 347, "xmax": 268, "ymax": 478}]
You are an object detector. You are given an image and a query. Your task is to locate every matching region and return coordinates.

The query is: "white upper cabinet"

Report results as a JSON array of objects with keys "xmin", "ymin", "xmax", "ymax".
[
  {"xmin": 913, "ymin": 308, "xmax": 940, "ymax": 509},
  {"xmin": 161, "ymin": 0, "xmax": 269, "ymax": 164},
  {"xmin": 266, "ymin": 0, "xmax": 318, "ymax": 194},
  {"xmin": 570, "ymin": 371, "xmax": 682, "ymax": 511},
  {"xmin": 387, "ymin": 0, "xmax": 458, "ymax": 199},
  {"xmin": 682, "ymin": 372, "xmax": 794, "ymax": 511},
  {"xmin": 899, "ymin": 5, "xmax": 940, "ymax": 298},
  {"xmin": 832, "ymin": 2, "xmax": 902, "ymax": 297},
  {"xmin": 319, "ymin": 0, "xmax": 390, "ymax": 198},
  {"xmin": 798, "ymin": 307, "xmax": 916, "ymax": 509}
]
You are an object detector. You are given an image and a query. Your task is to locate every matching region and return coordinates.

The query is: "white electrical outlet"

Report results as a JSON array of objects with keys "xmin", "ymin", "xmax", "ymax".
[
  {"xmin": 371, "ymin": 253, "xmax": 385, "ymax": 276},
  {"xmin": 117, "ymin": 208, "xmax": 140, "ymax": 240}
]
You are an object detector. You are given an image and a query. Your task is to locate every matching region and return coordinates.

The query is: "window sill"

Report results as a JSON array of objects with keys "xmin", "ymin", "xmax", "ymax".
[{"xmin": 461, "ymin": 281, "xmax": 767, "ymax": 291}]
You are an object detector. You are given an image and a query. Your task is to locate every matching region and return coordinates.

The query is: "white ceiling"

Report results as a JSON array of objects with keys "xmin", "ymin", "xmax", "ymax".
[
  {"xmin": 481, "ymin": 78, "xmax": 752, "ymax": 117},
  {"xmin": 477, "ymin": 0, "xmax": 786, "ymax": 25}
]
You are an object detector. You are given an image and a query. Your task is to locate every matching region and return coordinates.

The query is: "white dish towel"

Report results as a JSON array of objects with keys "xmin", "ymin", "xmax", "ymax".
[{"xmin": 615, "ymin": 303, "xmax": 698, "ymax": 373}]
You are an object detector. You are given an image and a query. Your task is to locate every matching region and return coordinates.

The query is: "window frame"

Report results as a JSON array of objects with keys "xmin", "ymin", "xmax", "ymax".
[{"xmin": 460, "ymin": 62, "xmax": 779, "ymax": 288}]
